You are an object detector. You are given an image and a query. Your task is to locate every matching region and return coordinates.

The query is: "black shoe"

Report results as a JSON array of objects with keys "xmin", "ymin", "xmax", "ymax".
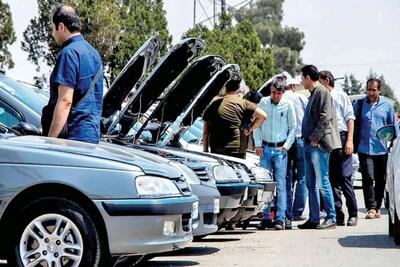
[
  {"xmin": 347, "ymin": 217, "xmax": 358, "ymax": 226},
  {"xmin": 256, "ymin": 219, "xmax": 274, "ymax": 230},
  {"xmin": 336, "ymin": 210, "xmax": 345, "ymax": 226},
  {"xmin": 285, "ymin": 219, "xmax": 292, "ymax": 230},
  {"xmin": 317, "ymin": 219, "xmax": 336, "ymax": 229},
  {"xmin": 336, "ymin": 219, "xmax": 345, "ymax": 226},
  {"xmin": 292, "ymin": 215, "xmax": 307, "ymax": 221},
  {"xmin": 297, "ymin": 220, "xmax": 319, "ymax": 229},
  {"xmin": 275, "ymin": 220, "xmax": 284, "ymax": 230}
]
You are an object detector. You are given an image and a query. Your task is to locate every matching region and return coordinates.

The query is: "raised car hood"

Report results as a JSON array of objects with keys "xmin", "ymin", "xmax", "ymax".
[
  {"xmin": 159, "ymin": 64, "xmax": 240, "ymax": 146},
  {"xmin": 134, "ymin": 55, "xmax": 226, "ymax": 140},
  {"xmin": 102, "ymin": 36, "xmax": 162, "ymax": 120},
  {"xmin": 0, "ymin": 136, "xmax": 182, "ymax": 178},
  {"xmin": 109, "ymin": 38, "xmax": 205, "ymax": 136}
]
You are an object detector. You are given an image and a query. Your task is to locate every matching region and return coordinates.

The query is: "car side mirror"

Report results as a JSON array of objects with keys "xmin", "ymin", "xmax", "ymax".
[
  {"xmin": 11, "ymin": 122, "xmax": 42, "ymax": 136},
  {"xmin": 376, "ymin": 125, "xmax": 396, "ymax": 142}
]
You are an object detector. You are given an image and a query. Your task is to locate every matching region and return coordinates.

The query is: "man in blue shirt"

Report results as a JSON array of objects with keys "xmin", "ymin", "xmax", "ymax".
[
  {"xmin": 253, "ymin": 75, "xmax": 296, "ymax": 230},
  {"xmin": 353, "ymin": 78, "xmax": 396, "ymax": 219},
  {"xmin": 45, "ymin": 5, "xmax": 103, "ymax": 144}
]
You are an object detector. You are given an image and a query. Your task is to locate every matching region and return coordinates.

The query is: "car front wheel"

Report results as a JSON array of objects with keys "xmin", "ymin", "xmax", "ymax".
[{"xmin": 8, "ymin": 197, "xmax": 105, "ymax": 267}]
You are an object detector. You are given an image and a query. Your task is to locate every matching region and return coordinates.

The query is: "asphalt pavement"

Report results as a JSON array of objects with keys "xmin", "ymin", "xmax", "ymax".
[{"xmin": 146, "ymin": 181, "xmax": 400, "ymax": 267}]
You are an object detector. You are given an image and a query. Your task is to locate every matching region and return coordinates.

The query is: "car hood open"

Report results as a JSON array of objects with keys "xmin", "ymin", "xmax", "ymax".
[
  {"xmin": 158, "ymin": 64, "xmax": 240, "ymax": 146},
  {"xmin": 102, "ymin": 36, "xmax": 162, "ymax": 121},
  {"xmin": 134, "ymin": 55, "xmax": 226, "ymax": 140},
  {"xmin": 108, "ymin": 38, "xmax": 205, "ymax": 136}
]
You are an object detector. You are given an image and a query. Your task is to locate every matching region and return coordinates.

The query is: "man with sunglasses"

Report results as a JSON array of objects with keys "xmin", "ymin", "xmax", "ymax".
[
  {"xmin": 353, "ymin": 78, "xmax": 396, "ymax": 219},
  {"xmin": 254, "ymin": 75, "xmax": 296, "ymax": 230}
]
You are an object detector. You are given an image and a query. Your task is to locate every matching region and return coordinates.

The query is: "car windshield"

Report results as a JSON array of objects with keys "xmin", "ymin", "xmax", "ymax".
[{"xmin": 0, "ymin": 77, "xmax": 48, "ymax": 115}]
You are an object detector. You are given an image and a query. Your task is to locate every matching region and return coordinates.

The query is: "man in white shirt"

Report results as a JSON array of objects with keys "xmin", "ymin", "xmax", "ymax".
[
  {"xmin": 253, "ymin": 75, "xmax": 296, "ymax": 230},
  {"xmin": 282, "ymin": 77, "xmax": 308, "ymax": 222},
  {"xmin": 319, "ymin": 70, "xmax": 358, "ymax": 226}
]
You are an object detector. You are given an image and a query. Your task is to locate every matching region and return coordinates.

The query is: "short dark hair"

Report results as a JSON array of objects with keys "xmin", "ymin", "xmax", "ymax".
[
  {"xmin": 52, "ymin": 5, "xmax": 81, "ymax": 32},
  {"xmin": 225, "ymin": 77, "xmax": 242, "ymax": 93},
  {"xmin": 246, "ymin": 91, "xmax": 263, "ymax": 104},
  {"xmin": 367, "ymin": 78, "xmax": 382, "ymax": 90},
  {"xmin": 319, "ymin": 70, "xmax": 335, "ymax": 87},
  {"xmin": 301, "ymin": 65, "xmax": 319, "ymax": 81},
  {"xmin": 271, "ymin": 75, "xmax": 287, "ymax": 92}
]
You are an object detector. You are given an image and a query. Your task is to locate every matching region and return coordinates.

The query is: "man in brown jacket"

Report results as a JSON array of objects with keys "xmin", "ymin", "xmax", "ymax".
[{"xmin": 297, "ymin": 65, "xmax": 341, "ymax": 230}]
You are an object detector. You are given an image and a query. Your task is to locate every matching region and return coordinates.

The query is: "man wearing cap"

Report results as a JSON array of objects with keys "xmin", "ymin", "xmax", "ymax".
[
  {"xmin": 253, "ymin": 75, "xmax": 296, "ymax": 230},
  {"xmin": 202, "ymin": 77, "xmax": 266, "ymax": 159},
  {"xmin": 319, "ymin": 70, "xmax": 358, "ymax": 226},
  {"xmin": 282, "ymin": 76, "xmax": 308, "ymax": 223}
]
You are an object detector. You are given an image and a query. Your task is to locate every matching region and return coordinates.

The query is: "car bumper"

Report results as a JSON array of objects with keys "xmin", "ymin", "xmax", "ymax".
[
  {"xmin": 230, "ymin": 183, "xmax": 264, "ymax": 223},
  {"xmin": 94, "ymin": 196, "xmax": 197, "ymax": 255},
  {"xmin": 215, "ymin": 182, "xmax": 248, "ymax": 225},
  {"xmin": 191, "ymin": 184, "xmax": 220, "ymax": 236}
]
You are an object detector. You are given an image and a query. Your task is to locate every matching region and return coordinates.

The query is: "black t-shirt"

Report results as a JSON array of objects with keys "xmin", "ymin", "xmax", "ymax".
[{"xmin": 203, "ymin": 94, "xmax": 257, "ymax": 150}]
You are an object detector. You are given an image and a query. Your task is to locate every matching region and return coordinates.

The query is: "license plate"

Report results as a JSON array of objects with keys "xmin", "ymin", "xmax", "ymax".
[
  {"xmin": 213, "ymin": 198, "xmax": 220, "ymax": 214},
  {"xmin": 192, "ymin": 201, "xmax": 199, "ymax": 219},
  {"xmin": 243, "ymin": 187, "xmax": 248, "ymax": 201},
  {"xmin": 257, "ymin": 189, "xmax": 263, "ymax": 202}
]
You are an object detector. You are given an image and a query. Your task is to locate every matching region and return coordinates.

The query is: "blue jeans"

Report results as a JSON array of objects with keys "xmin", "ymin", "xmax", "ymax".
[
  {"xmin": 286, "ymin": 138, "xmax": 308, "ymax": 219},
  {"xmin": 304, "ymin": 144, "xmax": 336, "ymax": 223},
  {"xmin": 261, "ymin": 146, "xmax": 288, "ymax": 222}
]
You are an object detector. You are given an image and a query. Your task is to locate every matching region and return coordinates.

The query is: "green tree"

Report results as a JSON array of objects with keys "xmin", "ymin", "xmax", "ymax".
[
  {"xmin": 0, "ymin": 1, "xmax": 16, "ymax": 70},
  {"xmin": 235, "ymin": 0, "xmax": 304, "ymax": 75},
  {"xmin": 22, "ymin": 0, "xmax": 171, "ymax": 86},
  {"xmin": 341, "ymin": 73, "xmax": 362, "ymax": 95},
  {"xmin": 367, "ymin": 70, "xmax": 400, "ymax": 111},
  {"xmin": 183, "ymin": 16, "xmax": 274, "ymax": 91}
]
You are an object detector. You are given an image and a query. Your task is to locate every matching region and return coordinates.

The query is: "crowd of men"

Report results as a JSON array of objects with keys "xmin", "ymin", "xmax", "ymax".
[
  {"xmin": 202, "ymin": 65, "xmax": 397, "ymax": 231},
  {"xmin": 44, "ymin": 5, "xmax": 397, "ymax": 232}
]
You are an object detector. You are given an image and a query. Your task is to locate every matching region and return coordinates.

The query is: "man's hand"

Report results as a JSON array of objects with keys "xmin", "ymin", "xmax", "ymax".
[
  {"xmin": 345, "ymin": 140, "xmax": 353, "ymax": 155},
  {"xmin": 310, "ymin": 140, "xmax": 318, "ymax": 147},
  {"xmin": 278, "ymin": 147, "xmax": 287, "ymax": 152},
  {"xmin": 255, "ymin": 146, "xmax": 263, "ymax": 157},
  {"xmin": 242, "ymin": 128, "xmax": 250, "ymax": 136}
]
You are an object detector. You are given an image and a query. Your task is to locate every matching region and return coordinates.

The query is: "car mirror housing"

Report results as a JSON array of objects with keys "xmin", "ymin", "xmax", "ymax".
[
  {"xmin": 376, "ymin": 125, "xmax": 396, "ymax": 142},
  {"xmin": 12, "ymin": 122, "xmax": 42, "ymax": 136}
]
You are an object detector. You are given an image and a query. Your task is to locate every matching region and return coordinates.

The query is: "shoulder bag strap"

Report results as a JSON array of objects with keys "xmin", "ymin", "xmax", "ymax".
[{"xmin": 74, "ymin": 66, "xmax": 103, "ymax": 108}]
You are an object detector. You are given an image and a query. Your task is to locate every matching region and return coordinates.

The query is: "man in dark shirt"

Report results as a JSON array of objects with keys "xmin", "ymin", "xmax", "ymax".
[
  {"xmin": 202, "ymin": 77, "xmax": 266, "ymax": 159},
  {"xmin": 45, "ymin": 4, "xmax": 103, "ymax": 144}
]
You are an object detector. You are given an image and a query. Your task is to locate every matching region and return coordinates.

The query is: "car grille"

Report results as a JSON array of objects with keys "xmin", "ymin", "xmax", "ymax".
[
  {"xmin": 175, "ymin": 176, "xmax": 192, "ymax": 196},
  {"xmin": 182, "ymin": 213, "xmax": 192, "ymax": 232},
  {"xmin": 188, "ymin": 166, "xmax": 211, "ymax": 181},
  {"xmin": 230, "ymin": 162, "xmax": 255, "ymax": 181}
]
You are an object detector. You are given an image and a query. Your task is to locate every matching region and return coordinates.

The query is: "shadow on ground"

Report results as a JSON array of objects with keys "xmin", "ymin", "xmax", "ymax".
[
  {"xmin": 212, "ymin": 230, "xmax": 256, "ymax": 235},
  {"xmin": 145, "ymin": 260, "xmax": 199, "ymax": 266},
  {"xmin": 160, "ymin": 246, "xmax": 220, "ymax": 257},
  {"xmin": 338, "ymin": 234, "xmax": 398, "ymax": 249}
]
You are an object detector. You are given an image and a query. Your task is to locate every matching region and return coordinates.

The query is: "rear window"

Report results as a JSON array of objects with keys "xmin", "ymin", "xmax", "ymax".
[{"xmin": 0, "ymin": 77, "xmax": 48, "ymax": 115}]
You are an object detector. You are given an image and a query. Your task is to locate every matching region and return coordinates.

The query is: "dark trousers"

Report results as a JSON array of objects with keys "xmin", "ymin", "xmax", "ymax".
[
  {"xmin": 329, "ymin": 132, "xmax": 358, "ymax": 219},
  {"xmin": 358, "ymin": 152, "xmax": 388, "ymax": 210}
]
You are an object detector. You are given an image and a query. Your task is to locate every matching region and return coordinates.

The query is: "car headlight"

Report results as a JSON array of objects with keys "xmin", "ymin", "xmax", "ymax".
[
  {"xmin": 251, "ymin": 166, "xmax": 273, "ymax": 182},
  {"xmin": 135, "ymin": 176, "xmax": 181, "ymax": 198},
  {"xmin": 235, "ymin": 167, "xmax": 251, "ymax": 183},
  {"xmin": 213, "ymin": 165, "xmax": 240, "ymax": 182},
  {"xmin": 169, "ymin": 162, "xmax": 201, "ymax": 185}
]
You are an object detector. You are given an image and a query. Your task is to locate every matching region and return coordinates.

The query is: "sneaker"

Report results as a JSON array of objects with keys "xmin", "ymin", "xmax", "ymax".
[
  {"xmin": 292, "ymin": 215, "xmax": 307, "ymax": 221},
  {"xmin": 256, "ymin": 219, "xmax": 275, "ymax": 230},
  {"xmin": 347, "ymin": 217, "xmax": 358, "ymax": 226},
  {"xmin": 297, "ymin": 220, "xmax": 319, "ymax": 229},
  {"xmin": 317, "ymin": 219, "xmax": 336, "ymax": 229},
  {"xmin": 275, "ymin": 220, "xmax": 284, "ymax": 230},
  {"xmin": 319, "ymin": 210, "xmax": 327, "ymax": 219},
  {"xmin": 375, "ymin": 209, "xmax": 382, "ymax": 218},
  {"xmin": 285, "ymin": 219, "xmax": 292, "ymax": 230},
  {"xmin": 365, "ymin": 209, "xmax": 376, "ymax": 219}
]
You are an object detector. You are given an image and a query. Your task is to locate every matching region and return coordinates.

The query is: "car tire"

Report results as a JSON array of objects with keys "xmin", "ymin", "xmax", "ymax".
[
  {"xmin": 7, "ymin": 197, "xmax": 105, "ymax": 266},
  {"xmin": 394, "ymin": 210, "xmax": 400, "ymax": 245},
  {"xmin": 389, "ymin": 210, "xmax": 395, "ymax": 237}
]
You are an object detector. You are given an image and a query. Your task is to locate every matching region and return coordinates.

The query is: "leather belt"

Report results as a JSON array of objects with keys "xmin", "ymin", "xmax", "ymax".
[{"xmin": 262, "ymin": 140, "xmax": 285, "ymax": 147}]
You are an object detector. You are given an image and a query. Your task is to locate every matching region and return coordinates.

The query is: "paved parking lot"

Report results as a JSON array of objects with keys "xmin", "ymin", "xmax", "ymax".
[{"xmin": 146, "ymin": 185, "xmax": 400, "ymax": 267}]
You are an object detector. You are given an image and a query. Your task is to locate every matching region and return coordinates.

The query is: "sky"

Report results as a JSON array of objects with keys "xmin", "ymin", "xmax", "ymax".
[{"xmin": 4, "ymin": 0, "xmax": 400, "ymax": 101}]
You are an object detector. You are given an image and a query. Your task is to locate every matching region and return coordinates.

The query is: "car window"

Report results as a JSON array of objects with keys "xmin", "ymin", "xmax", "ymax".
[
  {"xmin": 0, "ymin": 77, "xmax": 48, "ymax": 115},
  {"xmin": 0, "ymin": 99, "xmax": 22, "ymax": 127}
]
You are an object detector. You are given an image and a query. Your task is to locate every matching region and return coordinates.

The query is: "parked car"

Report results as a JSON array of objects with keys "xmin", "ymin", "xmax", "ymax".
[
  {"xmin": 0, "ymin": 126, "xmax": 197, "ymax": 266},
  {"xmin": 377, "ymin": 124, "xmax": 399, "ymax": 244},
  {"xmin": 105, "ymin": 53, "xmax": 248, "ymax": 230}
]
